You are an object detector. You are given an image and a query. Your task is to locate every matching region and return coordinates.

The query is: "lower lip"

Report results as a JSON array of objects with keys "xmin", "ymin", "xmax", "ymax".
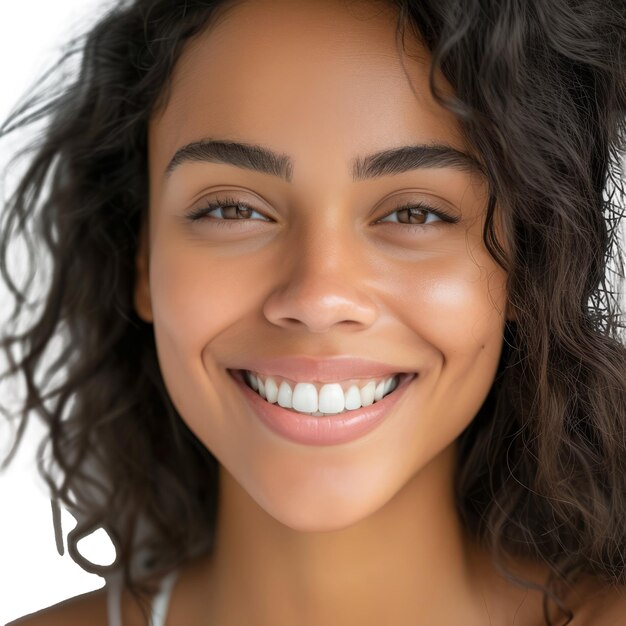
[{"xmin": 229, "ymin": 369, "xmax": 416, "ymax": 446}]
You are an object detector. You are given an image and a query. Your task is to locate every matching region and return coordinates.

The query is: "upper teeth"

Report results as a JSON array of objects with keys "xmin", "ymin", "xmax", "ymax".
[{"xmin": 244, "ymin": 370, "xmax": 400, "ymax": 415}]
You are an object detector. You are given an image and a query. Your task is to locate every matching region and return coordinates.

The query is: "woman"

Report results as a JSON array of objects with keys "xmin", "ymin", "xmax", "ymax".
[{"xmin": 2, "ymin": 0, "xmax": 625, "ymax": 624}]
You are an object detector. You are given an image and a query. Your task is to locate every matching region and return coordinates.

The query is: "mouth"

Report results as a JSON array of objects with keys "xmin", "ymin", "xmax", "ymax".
[
  {"xmin": 227, "ymin": 368, "xmax": 417, "ymax": 446},
  {"xmin": 231, "ymin": 369, "xmax": 413, "ymax": 416}
]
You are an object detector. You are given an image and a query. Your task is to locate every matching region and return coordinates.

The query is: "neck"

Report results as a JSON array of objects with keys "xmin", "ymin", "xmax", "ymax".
[{"xmin": 194, "ymin": 444, "xmax": 494, "ymax": 626}]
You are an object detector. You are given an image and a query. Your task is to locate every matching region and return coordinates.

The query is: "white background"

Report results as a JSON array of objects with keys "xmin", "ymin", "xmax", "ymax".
[
  {"xmin": 0, "ymin": 2, "xmax": 624, "ymax": 625},
  {"xmin": 0, "ymin": 2, "xmax": 117, "ymax": 624}
]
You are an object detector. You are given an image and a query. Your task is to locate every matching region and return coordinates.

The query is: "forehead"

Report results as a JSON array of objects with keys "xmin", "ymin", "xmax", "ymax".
[{"xmin": 148, "ymin": 0, "xmax": 468, "ymax": 185}]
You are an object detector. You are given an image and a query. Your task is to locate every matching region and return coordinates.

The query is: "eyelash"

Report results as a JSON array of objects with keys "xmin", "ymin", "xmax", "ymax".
[{"xmin": 185, "ymin": 195, "xmax": 460, "ymax": 231}]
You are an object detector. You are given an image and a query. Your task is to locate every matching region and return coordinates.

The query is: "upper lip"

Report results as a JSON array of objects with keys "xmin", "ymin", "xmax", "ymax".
[{"xmin": 230, "ymin": 356, "xmax": 416, "ymax": 383}]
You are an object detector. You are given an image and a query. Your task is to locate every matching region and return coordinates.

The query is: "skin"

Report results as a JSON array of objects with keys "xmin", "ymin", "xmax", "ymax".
[
  {"xmin": 9, "ymin": 1, "xmax": 626, "ymax": 625},
  {"xmin": 136, "ymin": 1, "xmax": 522, "ymax": 624}
]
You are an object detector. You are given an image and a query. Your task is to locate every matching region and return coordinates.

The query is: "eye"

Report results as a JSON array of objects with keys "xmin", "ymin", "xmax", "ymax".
[
  {"xmin": 375, "ymin": 201, "xmax": 459, "ymax": 229},
  {"xmin": 185, "ymin": 195, "xmax": 272, "ymax": 226},
  {"xmin": 184, "ymin": 196, "xmax": 459, "ymax": 231}
]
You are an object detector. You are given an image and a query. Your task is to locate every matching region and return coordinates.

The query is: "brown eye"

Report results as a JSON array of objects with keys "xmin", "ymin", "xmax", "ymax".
[
  {"xmin": 186, "ymin": 196, "xmax": 271, "ymax": 223},
  {"xmin": 218, "ymin": 204, "xmax": 254, "ymax": 219},
  {"xmin": 396, "ymin": 207, "xmax": 430, "ymax": 225},
  {"xmin": 377, "ymin": 202, "xmax": 458, "ymax": 227}
]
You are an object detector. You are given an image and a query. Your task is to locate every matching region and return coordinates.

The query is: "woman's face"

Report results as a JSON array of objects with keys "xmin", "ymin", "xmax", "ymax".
[{"xmin": 136, "ymin": 0, "xmax": 509, "ymax": 531}]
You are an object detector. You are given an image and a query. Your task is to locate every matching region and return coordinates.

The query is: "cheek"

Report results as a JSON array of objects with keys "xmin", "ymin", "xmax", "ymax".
[
  {"xmin": 145, "ymin": 232, "xmax": 271, "ymax": 434},
  {"xmin": 392, "ymin": 233, "xmax": 506, "ymax": 346},
  {"xmin": 148, "ymin": 234, "xmax": 268, "ymax": 346},
  {"xmin": 414, "ymin": 257, "xmax": 506, "ymax": 355},
  {"xmin": 388, "ymin": 247, "xmax": 507, "ymax": 454}
]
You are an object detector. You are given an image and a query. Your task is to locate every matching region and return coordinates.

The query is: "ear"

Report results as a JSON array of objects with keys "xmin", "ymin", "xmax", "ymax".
[{"xmin": 133, "ymin": 216, "xmax": 153, "ymax": 323}]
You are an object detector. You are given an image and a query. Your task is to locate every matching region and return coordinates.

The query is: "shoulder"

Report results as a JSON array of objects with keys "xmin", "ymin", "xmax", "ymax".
[
  {"xmin": 572, "ymin": 582, "xmax": 626, "ymax": 626},
  {"xmin": 6, "ymin": 587, "xmax": 108, "ymax": 626},
  {"xmin": 589, "ymin": 586, "xmax": 626, "ymax": 625},
  {"xmin": 7, "ymin": 579, "xmax": 160, "ymax": 626}
]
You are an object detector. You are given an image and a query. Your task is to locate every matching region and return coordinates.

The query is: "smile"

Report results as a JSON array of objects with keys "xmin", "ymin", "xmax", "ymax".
[
  {"xmin": 229, "ymin": 369, "xmax": 417, "ymax": 446},
  {"xmin": 242, "ymin": 369, "xmax": 401, "ymax": 416}
]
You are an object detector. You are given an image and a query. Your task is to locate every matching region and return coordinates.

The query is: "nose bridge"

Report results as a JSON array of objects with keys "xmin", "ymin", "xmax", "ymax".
[
  {"xmin": 297, "ymin": 216, "xmax": 356, "ymax": 276},
  {"xmin": 262, "ymin": 214, "xmax": 379, "ymax": 332}
]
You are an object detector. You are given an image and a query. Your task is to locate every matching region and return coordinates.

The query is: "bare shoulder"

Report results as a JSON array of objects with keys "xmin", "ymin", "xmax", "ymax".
[
  {"xmin": 6, "ymin": 579, "xmax": 159, "ymax": 626},
  {"xmin": 589, "ymin": 585, "xmax": 626, "ymax": 625},
  {"xmin": 6, "ymin": 587, "xmax": 108, "ymax": 626},
  {"xmin": 572, "ymin": 582, "xmax": 626, "ymax": 625}
]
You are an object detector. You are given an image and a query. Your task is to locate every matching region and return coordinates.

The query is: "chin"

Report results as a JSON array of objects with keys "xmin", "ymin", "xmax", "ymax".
[
  {"xmin": 242, "ymin": 468, "xmax": 401, "ymax": 533},
  {"xmin": 265, "ymin": 502, "xmax": 381, "ymax": 534}
]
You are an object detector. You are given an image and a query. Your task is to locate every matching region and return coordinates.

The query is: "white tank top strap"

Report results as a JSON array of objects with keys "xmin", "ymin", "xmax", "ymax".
[
  {"xmin": 106, "ymin": 569, "xmax": 180, "ymax": 626},
  {"xmin": 106, "ymin": 572, "xmax": 123, "ymax": 626},
  {"xmin": 150, "ymin": 569, "xmax": 180, "ymax": 626}
]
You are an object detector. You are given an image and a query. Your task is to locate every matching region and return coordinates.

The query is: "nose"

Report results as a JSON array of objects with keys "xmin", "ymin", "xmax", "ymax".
[{"xmin": 262, "ymin": 229, "xmax": 379, "ymax": 334}]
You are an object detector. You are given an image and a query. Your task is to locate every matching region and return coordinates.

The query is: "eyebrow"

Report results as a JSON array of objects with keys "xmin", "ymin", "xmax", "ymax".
[{"xmin": 164, "ymin": 138, "xmax": 486, "ymax": 181}]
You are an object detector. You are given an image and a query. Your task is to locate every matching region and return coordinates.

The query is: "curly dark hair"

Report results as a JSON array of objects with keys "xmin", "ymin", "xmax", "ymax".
[{"xmin": 0, "ymin": 1, "xmax": 624, "ymax": 624}]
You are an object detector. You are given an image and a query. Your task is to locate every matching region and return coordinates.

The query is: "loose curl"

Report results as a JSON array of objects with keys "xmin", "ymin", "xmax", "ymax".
[{"xmin": 0, "ymin": 1, "xmax": 624, "ymax": 624}]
